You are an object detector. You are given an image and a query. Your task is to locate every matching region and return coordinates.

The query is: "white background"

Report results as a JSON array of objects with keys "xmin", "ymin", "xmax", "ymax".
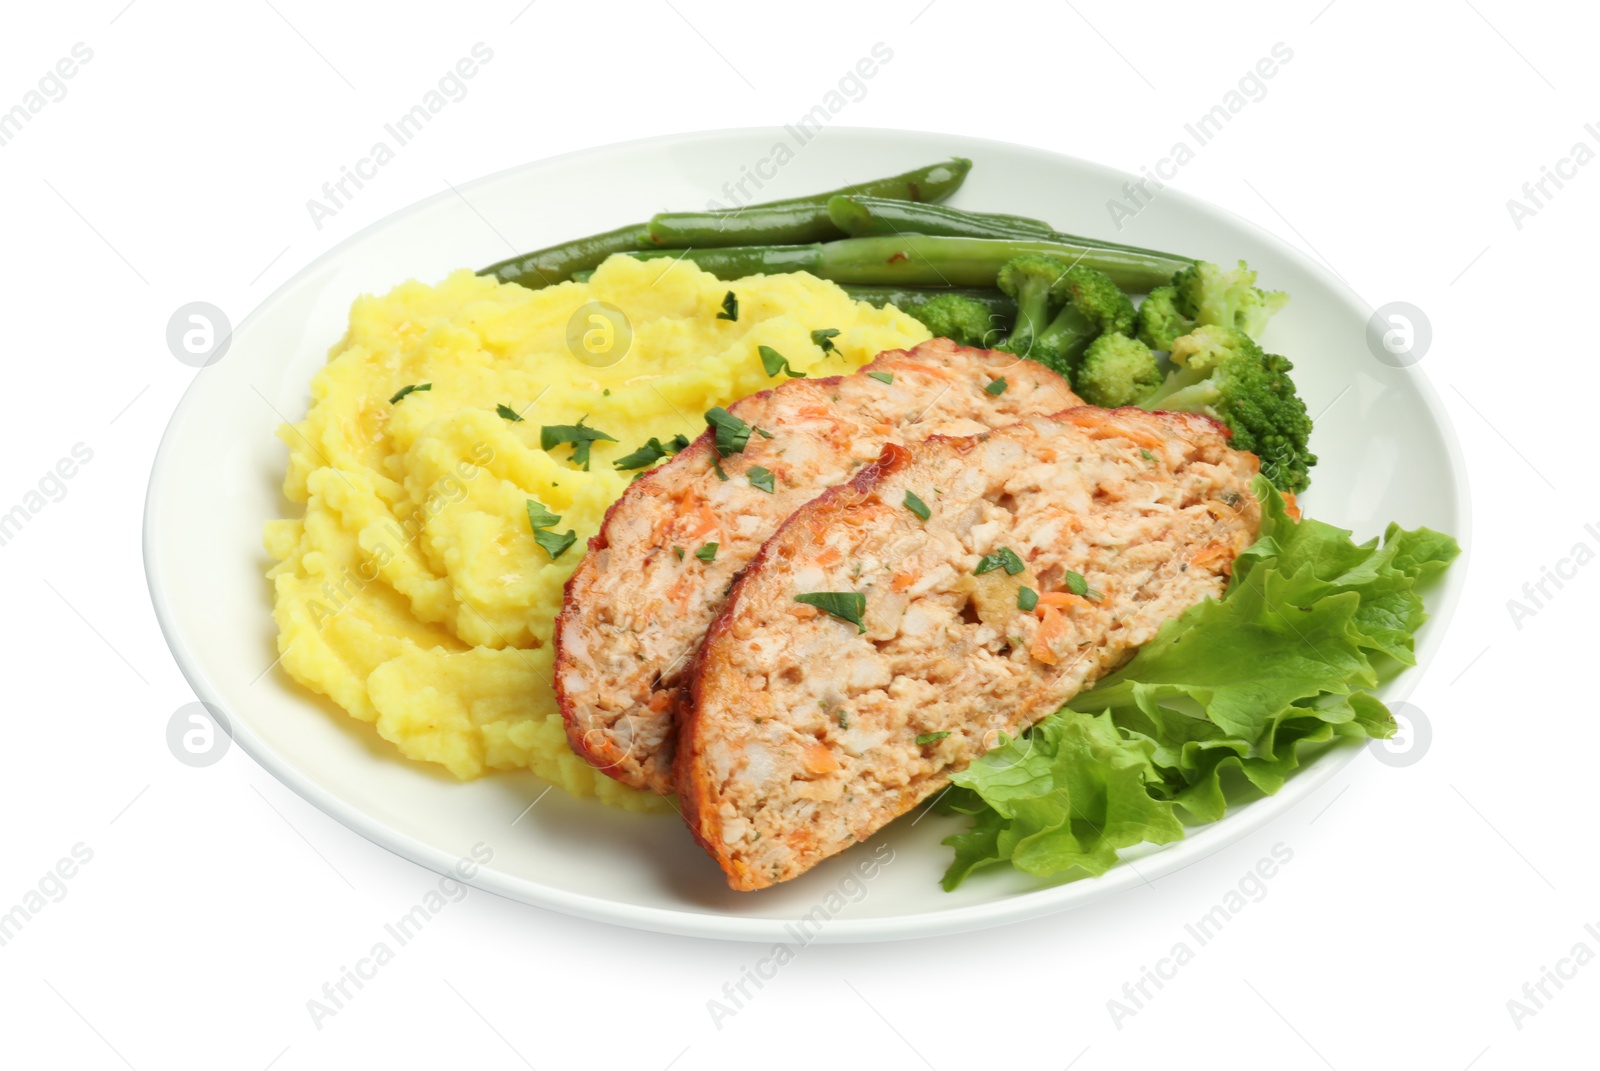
[{"xmin": 1, "ymin": 1, "xmax": 1592, "ymax": 1068}]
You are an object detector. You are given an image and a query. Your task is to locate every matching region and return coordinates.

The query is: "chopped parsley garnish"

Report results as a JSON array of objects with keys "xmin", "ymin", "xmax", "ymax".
[
  {"xmin": 902, "ymin": 490, "xmax": 930, "ymax": 521},
  {"xmin": 695, "ymin": 542, "xmax": 719, "ymax": 562},
  {"xmin": 985, "ymin": 377, "xmax": 1008, "ymax": 396},
  {"xmin": 540, "ymin": 417, "xmax": 617, "ymax": 471},
  {"xmin": 614, "ymin": 434, "xmax": 689, "ymax": 470},
  {"xmin": 974, "ymin": 547, "xmax": 1026, "ymax": 576},
  {"xmin": 717, "ymin": 290, "xmax": 739, "ymax": 321},
  {"xmin": 836, "ymin": 709, "xmax": 850, "ymax": 729},
  {"xmin": 525, "ymin": 499, "xmax": 562, "ymax": 530},
  {"xmin": 389, "ymin": 383, "xmax": 431, "ymax": 404},
  {"xmin": 916, "ymin": 731, "xmax": 950, "ymax": 745},
  {"xmin": 711, "ymin": 457, "xmax": 729, "ymax": 481},
  {"xmin": 705, "ymin": 407, "xmax": 759, "ymax": 457},
  {"xmin": 496, "ymin": 403, "xmax": 524, "ymax": 422},
  {"xmin": 1065, "ymin": 570, "xmax": 1102, "ymax": 600},
  {"xmin": 811, "ymin": 328, "xmax": 840, "ymax": 354},
  {"xmin": 795, "ymin": 591, "xmax": 866, "ymax": 632},
  {"xmin": 1016, "ymin": 585, "xmax": 1039, "ymax": 612},
  {"xmin": 759, "ymin": 345, "xmax": 806, "ymax": 379},
  {"xmin": 525, "ymin": 499, "xmax": 576, "ymax": 560},
  {"xmin": 533, "ymin": 528, "xmax": 577, "ymax": 560},
  {"xmin": 673, "ymin": 545, "xmax": 685, "ymax": 560},
  {"xmin": 866, "ymin": 371, "xmax": 894, "ymax": 385},
  {"xmin": 1139, "ymin": 449, "xmax": 1155, "ymax": 461},
  {"xmin": 747, "ymin": 466, "xmax": 775, "ymax": 493}
]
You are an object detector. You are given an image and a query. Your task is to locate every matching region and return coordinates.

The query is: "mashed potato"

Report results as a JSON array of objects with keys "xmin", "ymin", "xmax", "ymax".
[{"xmin": 265, "ymin": 254, "xmax": 929, "ymax": 810}]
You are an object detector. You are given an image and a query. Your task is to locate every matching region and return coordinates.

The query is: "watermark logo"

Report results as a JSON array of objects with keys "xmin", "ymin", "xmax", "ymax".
[
  {"xmin": 0, "ymin": 42, "xmax": 93, "ymax": 150},
  {"xmin": 167, "ymin": 701, "xmax": 232, "ymax": 768},
  {"xmin": 166, "ymin": 301, "xmax": 232, "ymax": 367},
  {"xmin": 305, "ymin": 43, "xmax": 494, "ymax": 230},
  {"xmin": 579, "ymin": 723, "xmax": 636, "ymax": 772},
  {"xmin": 1506, "ymin": 921, "xmax": 1600, "ymax": 1030},
  {"xmin": 1506, "ymin": 123, "xmax": 1600, "ymax": 230},
  {"xmin": 0, "ymin": 842, "xmax": 93, "ymax": 949},
  {"xmin": 307, "ymin": 843, "xmax": 494, "ymax": 1029},
  {"xmin": 706, "ymin": 842, "xmax": 895, "ymax": 1029},
  {"xmin": 1365, "ymin": 301, "xmax": 1431, "ymax": 368},
  {"xmin": 1107, "ymin": 842, "xmax": 1294, "ymax": 1029},
  {"xmin": 702, "ymin": 43, "xmax": 895, "ymax": 213},
  {"xmin": 1506, "ymin": 522, "xmax": 1600, "ymax": 630},
  {"xmin": 565, "ymin": 302, "xmax": 632, "ymax": 368},
  {"xmin": 1367, "ymin": 702, "xmax": 1430, "ymax": 767},
  {"xmin": 1106, "ymin": 42, "xmax": 1294, "ymax": 231},
  {"xmin": 0, "ymin": 442, "xmax": 93, "ymax": 551}
]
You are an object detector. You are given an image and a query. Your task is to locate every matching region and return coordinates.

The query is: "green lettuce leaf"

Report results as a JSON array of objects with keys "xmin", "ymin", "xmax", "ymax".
[
  {"xmin": 942, "ymin": 710, "xmax": 1185, "ymax": 890},
  {"xmin": 941, "ymin": 476, "xmax": 1458, "ymax": 888}
]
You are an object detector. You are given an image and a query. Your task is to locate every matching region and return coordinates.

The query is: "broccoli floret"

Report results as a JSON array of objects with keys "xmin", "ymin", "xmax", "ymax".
[
  {"xmin": 1234, "ymin": 285, "xmax": 1289, "ymax": 339},
  {"xmin": 1026, "ymin": 266, "xmax": 1136, "ymax": 377},
  {"xmin": 1170, "ymin": 260, "xmax": 1288, "ymax": 342},
  {"xmin": 1137, "ymin": 261, "xmax": 1289, "ymax": 349},
  {"xmin": 1135, "ymin": 286, "xmax": 1191, "ymax": 350},
  {"xmin": 995, "ymin": 254, "xmax": 1069, "ymax": 357},
  {"xmin": 1075, "ymin": 333, "xmax": 1163, "ymax": 408},
  {"xmin": 907, "ymin": 293, "xmax": 1000, "ymax": 348},
  {"xmin": 1139, "ymin": 324, "xmax": 1316, "ymax": 493},
  {"xmin": 1163, "ymin": 322, "xmax": 1259, "ymax": 377}
]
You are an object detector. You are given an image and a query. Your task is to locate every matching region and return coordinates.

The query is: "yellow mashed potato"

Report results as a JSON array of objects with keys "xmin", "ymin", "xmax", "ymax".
[{"xmin": 265, "ymin": 254, "xmax": 930, "ymax": 810}]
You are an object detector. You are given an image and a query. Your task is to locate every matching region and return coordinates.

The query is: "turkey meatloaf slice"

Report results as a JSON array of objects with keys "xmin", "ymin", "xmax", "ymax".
[
  {"xmin": 556, "ymin": 339, "xmax": 1079, "ymax": 794},
  {"xmin": 676, "ymin": 406, "xmax": 1262, "ymax": 890}
]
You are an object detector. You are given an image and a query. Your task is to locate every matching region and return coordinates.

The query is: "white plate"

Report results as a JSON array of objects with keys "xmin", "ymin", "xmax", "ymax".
[{"xmin": 144, "ymin": 128, "xmax": 1469, "ymax": 943}]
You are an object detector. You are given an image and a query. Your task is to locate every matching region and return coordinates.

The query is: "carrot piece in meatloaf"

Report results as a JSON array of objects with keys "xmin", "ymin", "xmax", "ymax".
[
  {"xmin": 555, "ymin": 339, "xmax": 1079, "ymax": 794},
  {"xmin": 676, "ymin": 407, "xmax": 1262, "ymax": 890}
]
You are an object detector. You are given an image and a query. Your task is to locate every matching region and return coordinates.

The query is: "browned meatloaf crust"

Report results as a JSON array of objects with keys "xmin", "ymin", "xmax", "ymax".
[
  {"xmin": 676, "ymin": 407, "xmax": 1262, "ymax": 890},
  {"xmin": 555, "ymin": 339, "xmax": 1079, "ymax": 793}
]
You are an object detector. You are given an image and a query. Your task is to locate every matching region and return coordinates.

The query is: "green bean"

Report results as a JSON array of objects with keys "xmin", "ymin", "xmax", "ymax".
[
  {"xmin": 825, "ymin": 236, "xmax": 1187, "ymax": 293},
  {"xmin": 626, "ymin": 244, "xmax": 824, "ymax": 279},
  {"xmin": 645, "ymin": 158, "xmax": 972, "ymax": 249},
  {"xmin": 480, "ymin": 160, "xmax": 974, "ymax": 291},
  {"xmin": 840, "ymin": 286, "xmax": 1016, "ymax": 320},
  {"xmin": 627, "ymin": 235, "xmax": 1187, "ymax": 294},
  {"xmin": 828, "ymin": 195, "xmax": 1190, "ymax": 263},
  {"xmin": 828, "ymin": 195, "xmax": 1054, "ymax": 240},
  {"xmin": 744, "ymin": 156, "xmax": 971, "ymax": 211},
  {"xmin": 479, "ymin": 222, "xmax": 655, "ymax": 290},
  {"xmin": 646, "ymin": 204, "xmax": 840, "ymax": 248}
]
